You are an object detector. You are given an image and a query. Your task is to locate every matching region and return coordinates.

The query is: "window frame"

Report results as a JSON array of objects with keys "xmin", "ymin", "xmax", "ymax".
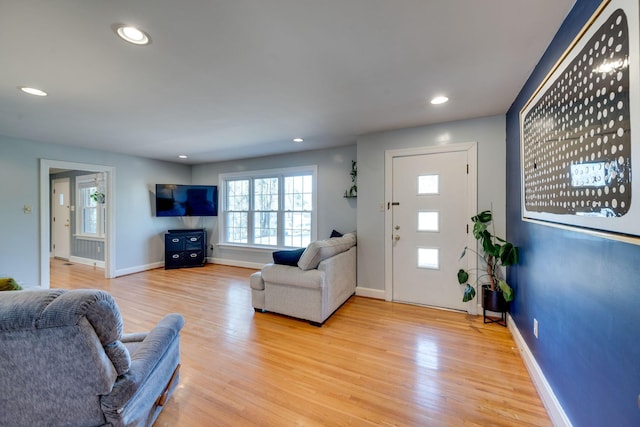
[
  {"xmin": 75, "ymin": 174, "xmax": 106, "ymax": 240},
  {"xmin": 218, "ymin": 165, "xmax": 317, "ymax": 249}
]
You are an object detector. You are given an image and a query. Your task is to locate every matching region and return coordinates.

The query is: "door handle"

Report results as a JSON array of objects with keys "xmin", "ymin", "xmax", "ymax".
[
  {"xmin": 394, "ymin": 235, "xmax": 400, "ymax": 241},
  {"xmin": 394, "ymin": 225, "xmax": 400, "ymax": 230}
]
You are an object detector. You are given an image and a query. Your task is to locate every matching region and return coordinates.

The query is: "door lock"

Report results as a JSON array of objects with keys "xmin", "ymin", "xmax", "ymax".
[{"xmin": 394, "ymin": 225, "xmax": 400, "ymax": 230}]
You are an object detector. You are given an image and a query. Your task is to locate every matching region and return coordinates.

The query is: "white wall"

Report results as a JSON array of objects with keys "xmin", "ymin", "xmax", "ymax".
[
  {"xmin": 0, "ymin": 135, "xmax": 192, "ymax": 286},
  {"xmin": 192, "ymin": 145, "xmax": 357, "ymax": 267},
  {"xmin": 356, "ymin": 115, "xmax": 506, "ymax": 292}
]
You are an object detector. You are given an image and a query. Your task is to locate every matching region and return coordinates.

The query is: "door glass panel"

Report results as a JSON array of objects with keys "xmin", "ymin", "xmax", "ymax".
[
  {"xmin": 418, "ymin": 247, "xmax": 439, "ymax": 269},
  {"xmin": 418, "ymin": 174, "xmax": 439, "ymax": 194},
  {"xmin": 58, "ymin": 193, "xmax": 64, "ymax": 206},
  {"xmin": 418, "ymin": 211, "xmax": 439, "ymax": 232}
]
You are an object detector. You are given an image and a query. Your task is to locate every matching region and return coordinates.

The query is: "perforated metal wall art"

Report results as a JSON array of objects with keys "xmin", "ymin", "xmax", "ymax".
[{"xmin": 520, "ymin": 0, "xmax": 640, "ymax": 239}]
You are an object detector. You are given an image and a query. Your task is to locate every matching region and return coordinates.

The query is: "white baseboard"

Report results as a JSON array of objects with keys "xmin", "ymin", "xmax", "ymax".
[
  {"xmin": 115, "ymin": 261, "xmax": 164, "ymax": 277},
  {"xmin": 508, "ymin": 314, "xmax": 572, "ymax": 427},
  {"xmin": 69, "ymin": 256, "xmax": 105, "ymax": 269},
  {"xmin": 355, "ymin": 286, "xmax": 386, "ymax": 299},
  {"xmin": 209, "ymin": 258, "xmax": 265, "ymax": 270}
]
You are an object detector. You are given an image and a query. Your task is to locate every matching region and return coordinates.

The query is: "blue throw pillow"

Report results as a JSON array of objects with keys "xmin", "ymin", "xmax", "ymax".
[
  {"xmin": 330, "ymin": 229, "xmax": 343, "ymax": 238},
  {"xmin": 272, "ymin": 248, "xmax": 306, "ymax": 266}
]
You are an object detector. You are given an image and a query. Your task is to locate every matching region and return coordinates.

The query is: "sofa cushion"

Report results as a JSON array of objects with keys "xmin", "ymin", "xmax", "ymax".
[
  {"xmin": 298, "ymin": 233, "xmax": 356, "ymax": 271},
  {"xmin": 272, "ymin": 248, "xmax": 305, "ymax": 266},
  {"xmin": 262, "ymin": 264, "xmax": 323, "ymax": 289}
]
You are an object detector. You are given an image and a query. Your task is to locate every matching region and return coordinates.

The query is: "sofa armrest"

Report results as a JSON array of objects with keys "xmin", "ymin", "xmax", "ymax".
[
  {"xmin": 318, "ymin": 246, "xmax": 356, "ymax": 307},
  {"xmin": 100, "ymin": 313, "xmax": 184, "ymax": 411}
]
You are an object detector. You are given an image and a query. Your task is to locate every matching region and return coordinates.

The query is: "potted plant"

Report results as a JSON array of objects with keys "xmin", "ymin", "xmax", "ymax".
[
  {"xmin": 344, "ymin": 160, "xmax": 357, "ymax": 198},
  {"xmin": 456, "ymin": 210, "xmax": 519, "ymax": 319},
  {"xmin": 90, "ymin": 191, "xmax": 106, "ymax": 204}
]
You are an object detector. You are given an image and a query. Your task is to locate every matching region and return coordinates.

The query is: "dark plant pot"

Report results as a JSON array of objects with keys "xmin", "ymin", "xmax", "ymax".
[{"xmin": 482, "ymin": 284, "xmax": 509, "ymax": 326}]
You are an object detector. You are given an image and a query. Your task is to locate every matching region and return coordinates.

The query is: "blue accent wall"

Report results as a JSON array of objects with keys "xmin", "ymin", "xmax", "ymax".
[{"xmin": 506, "ymin": 1, "xmax": 640, "ymax": 425}]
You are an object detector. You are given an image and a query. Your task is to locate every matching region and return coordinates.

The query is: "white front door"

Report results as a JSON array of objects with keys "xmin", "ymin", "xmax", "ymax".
[
  {"xmin": 390, "ymin": 147, "xmax": 474, "ymax": 311},
  {"xmin": 52, "ymin": 179, "xmax": 71, "ymax": 260}
]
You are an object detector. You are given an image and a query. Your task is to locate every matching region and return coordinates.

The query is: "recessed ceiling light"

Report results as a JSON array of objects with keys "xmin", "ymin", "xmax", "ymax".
[
  {"xmin": 430, "ymin": 96, "xmax": 449, "ymax": 105},
  {"xmin": 114, "ymin": 24, "xmax": 151, "ymax": 45},
  {"xmin": 19, "ymin": 86, "xmax": 47, "ymax": 97},
  {"xmin": 178, "ymin": 155, "xmax": 188, "ymax": 159},
  {"xmin": 293, "ymin": 138, "xmax": 304, "ymax": 143}
]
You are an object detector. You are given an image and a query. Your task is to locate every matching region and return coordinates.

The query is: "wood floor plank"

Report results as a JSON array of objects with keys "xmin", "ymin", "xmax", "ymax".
[{"xmin": 50, "ymin": 260, "xmax": 551, "ymax": 427}]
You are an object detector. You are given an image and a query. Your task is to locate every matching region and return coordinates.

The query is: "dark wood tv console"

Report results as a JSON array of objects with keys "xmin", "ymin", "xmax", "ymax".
[{"xmin": 164, "ymin": 229, "xmax": 206, "ymax": 269}]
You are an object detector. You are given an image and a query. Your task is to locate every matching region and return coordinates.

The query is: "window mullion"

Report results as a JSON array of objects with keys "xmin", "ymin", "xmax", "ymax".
[
  {"xmin": 248, "ymin": 178, "xmax": 255, "ymax": 245},
  {"xmin": 277, "ymin": 174, "xmax": 284, "ymax": 247}
]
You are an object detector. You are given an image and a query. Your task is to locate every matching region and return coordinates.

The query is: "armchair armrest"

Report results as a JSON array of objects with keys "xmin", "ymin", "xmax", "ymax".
[{"xmin": 101, "ymin": 313, "xmax": 184, "ymax": 411}]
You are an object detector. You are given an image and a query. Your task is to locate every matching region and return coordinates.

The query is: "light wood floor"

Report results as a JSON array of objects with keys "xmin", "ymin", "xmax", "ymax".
[{"xmin": 50, "ymin": 259, "xmax": 551, "ymax": 427}]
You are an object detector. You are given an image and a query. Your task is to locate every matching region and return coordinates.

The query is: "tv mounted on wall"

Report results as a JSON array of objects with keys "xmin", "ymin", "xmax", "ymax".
[{"xmin": 155, "ymin": 184, "xmax": 218, "ymax": 217}]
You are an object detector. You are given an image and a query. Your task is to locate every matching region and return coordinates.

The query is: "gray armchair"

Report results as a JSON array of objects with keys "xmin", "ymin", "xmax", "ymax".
[{"xmin": 0, "ymin": 289, "xmax": 184, "ymax": 427}]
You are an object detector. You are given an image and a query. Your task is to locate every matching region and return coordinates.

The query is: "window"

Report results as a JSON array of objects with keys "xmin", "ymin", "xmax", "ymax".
[
  {"xmin": 220, "ymin": 166, "xmax": 317, "ymax": 248},
  {"xmin": 76, "ymin": 174, "xmax": 106, "ymax": 238}
]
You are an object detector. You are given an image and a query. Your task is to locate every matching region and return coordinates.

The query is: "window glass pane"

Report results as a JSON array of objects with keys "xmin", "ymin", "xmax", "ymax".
[
  {"xmin": 284, "ymin": 175, "xmax": 313, "ymax": 211},
  {"xmin": 253, "ymin": 212, "xmax": 278, "ymax": 246},
  {"xmin": 284, "ymin": 212, "xmax": 311, "ymax": 247},
  {"xmin": 227, "ymin": 180, "xmax": 249, "ymax": 211},
  {"xmin": 254, "ymin": 178, "xmax": 278, "ymax": 211},
  {"xmin": 418, "ymin": 175, "xmax": 439, "ymax": 195},
  {"xmin": 418, "ymin": 248, "xmax": 439, "ymax": 269},
  {"xmin": 83, "ymin": 207, "xmax": 97, "ymax": 234},
  {"xmin": 226, "ymin": 212, "xmax": 248, "ymax": 243},
  {"xmin": 418, "ymin": 211, "xmax": 439, "ymax": 232}
]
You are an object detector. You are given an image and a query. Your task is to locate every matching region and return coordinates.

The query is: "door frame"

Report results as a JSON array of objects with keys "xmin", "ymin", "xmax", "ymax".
[
  {"xmin": 51, "ymin": 177, "xmax": 71, "ymax": 260},
  {"xmin": 40, "ymin": 159, "xmax": 116, "ymax": 288},
  {"xmin": 384, "ymin": 142, "xmax": 478, "ymax": 313}
]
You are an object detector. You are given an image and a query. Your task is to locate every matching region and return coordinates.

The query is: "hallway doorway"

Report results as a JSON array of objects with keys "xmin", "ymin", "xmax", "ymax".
[{"xmin": 40, "ymin": 159, "xmax": 116, "ymax": 288}]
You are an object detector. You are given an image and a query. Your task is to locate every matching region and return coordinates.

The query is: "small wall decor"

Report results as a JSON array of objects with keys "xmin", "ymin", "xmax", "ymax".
[
  {"xmin": 520, "ymin": 0, "xmax": 640, "ymax": 239},
  {"xmin": 344, "ymin": 160, "xmax": 357, "ymax": 198}
]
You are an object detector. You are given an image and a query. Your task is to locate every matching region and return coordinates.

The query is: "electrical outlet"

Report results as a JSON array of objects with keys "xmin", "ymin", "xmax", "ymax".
[{"xmin": 533, "ymin": 318, "xmax": 539, "ymax": 339}]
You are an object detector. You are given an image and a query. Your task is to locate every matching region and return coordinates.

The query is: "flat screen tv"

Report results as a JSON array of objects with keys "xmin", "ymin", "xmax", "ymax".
[{"xmin": 155, "ymin": 184, "xmax": 218, "ymax": 217}]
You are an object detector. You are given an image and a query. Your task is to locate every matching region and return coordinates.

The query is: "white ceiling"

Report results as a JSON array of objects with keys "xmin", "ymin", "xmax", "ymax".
[{"xmin": 0, "ymin": 0, "xmax": 575, "ymax": 164}]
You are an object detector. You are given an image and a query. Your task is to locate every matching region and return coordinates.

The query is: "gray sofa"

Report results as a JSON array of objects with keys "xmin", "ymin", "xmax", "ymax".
[
  {"xmin": 0, "ymin": 288, "xmax": 184, "ymax": 427},
  {"xmin": 250, "ymin": 233, "xmax": 356, "ymax": 325}
]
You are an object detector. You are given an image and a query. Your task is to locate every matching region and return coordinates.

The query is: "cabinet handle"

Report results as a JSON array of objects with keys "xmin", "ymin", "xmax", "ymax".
[
  {"xmin": 172, "ymin": 254, "xmax": 180, "ymax": 259},
  {"xmin": 190, "ymin": 253, "xmax": 198, "ymax": 258},
  {"xmin": 172, "ymin": 238, "xmax": 180, "ymax": 243},
  {"xmin": 189, "ymin": 237, "xmax": 198, "ymax": 242}
]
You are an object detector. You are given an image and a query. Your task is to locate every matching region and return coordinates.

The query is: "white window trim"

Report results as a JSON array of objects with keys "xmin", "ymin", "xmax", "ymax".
[{"xmin": 218, "ymin": 165, "xmax": 318, "ymax": 249}]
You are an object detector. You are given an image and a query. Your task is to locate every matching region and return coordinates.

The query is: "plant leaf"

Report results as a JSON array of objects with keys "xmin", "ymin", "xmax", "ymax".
[
  {"xmin": 463, "ymin": 284, "xmax": 476, "ymax": 302},
  {"xmin": 498, "ymin": 280, "xmax": 514, "ymax": 302},
  {"xmin": 482, "ymin": 231, "xmax": 499, "ymax": 256},
  {"xmin": 499, "ymin": 243, "xmax": 519, "ymax": 266},
  {"xmin": 473, "ymin": 222, "xmax": 487, "ymax": 239},
  {"xmin": 457, "ymin": 269, "xmax": 469, "ymax": 284},
  {"xmin": 472, "ymin": 210, "xmax": 492, "ymax": 224}
]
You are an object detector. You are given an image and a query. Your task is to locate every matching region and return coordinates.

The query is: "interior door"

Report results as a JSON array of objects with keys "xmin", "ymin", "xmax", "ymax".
[
  {"xmin": 52, "ymin": 179, "xmax": 71, "ymax": 260},
  {"xmin": 391, "ymin": 150, "xmax": 470, "ymax": 311}
]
